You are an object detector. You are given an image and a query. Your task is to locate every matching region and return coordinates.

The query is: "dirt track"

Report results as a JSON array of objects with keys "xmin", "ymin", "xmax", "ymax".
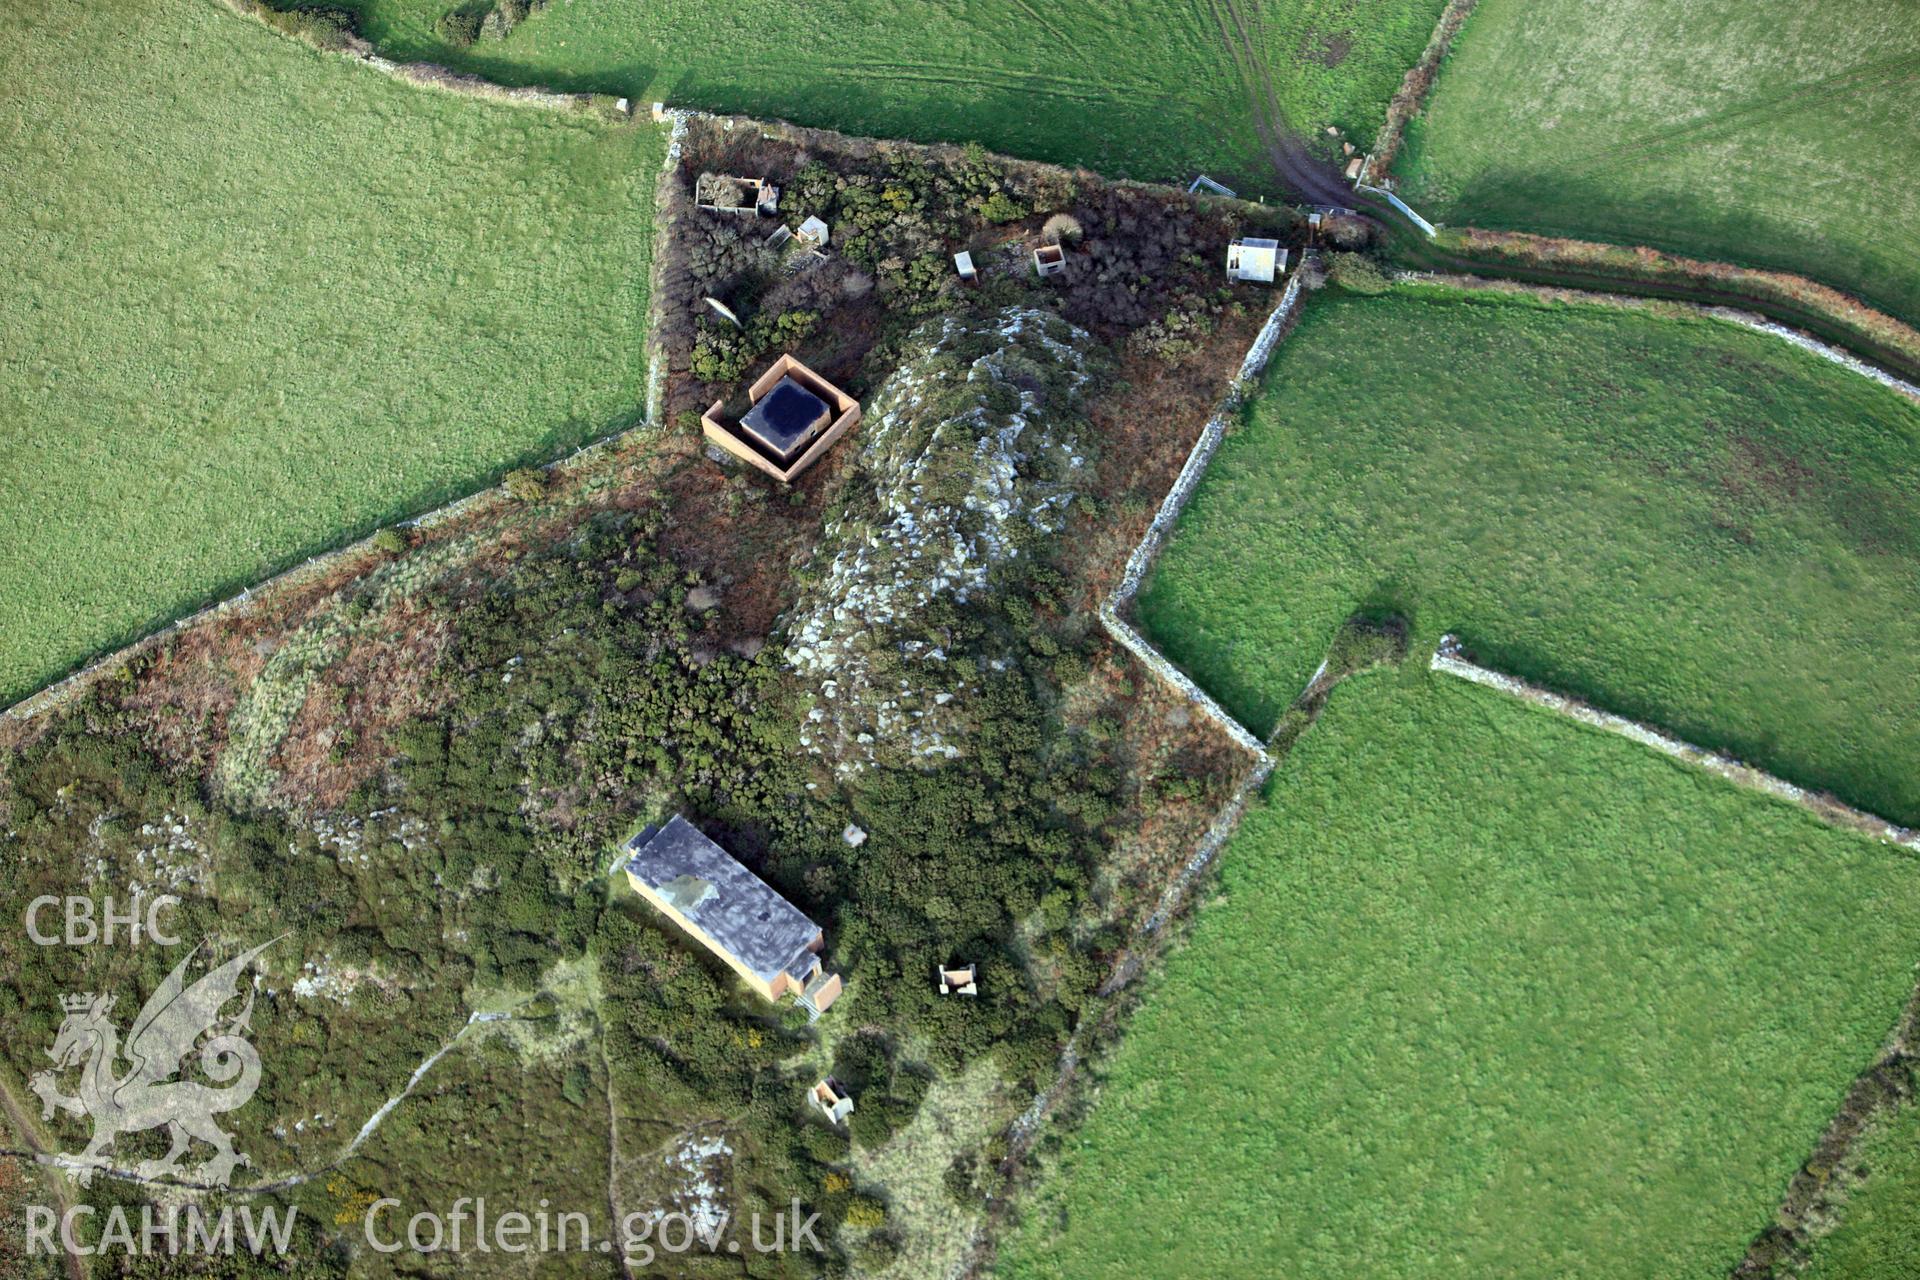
[{"xmin": 1202, "ymin": 0, "xmax": 1352, "ymax": 205}]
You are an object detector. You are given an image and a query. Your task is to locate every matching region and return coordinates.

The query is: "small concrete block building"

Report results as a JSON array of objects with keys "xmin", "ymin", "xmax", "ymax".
[
  {"xmin": 810, "ymin": 1078, "xmax": 854, "ymax": 1125},
  {"xmin": 1226, "ymin": 237, "xmax": 1285, "ymax": 284},
  {"xmin": 938, "ymin": 963, "xmax": 978, "ymax": 996},
  {"xmin": 1033, "ymin": 243, "xmax": 1067, "ymax": 278},
  {"xmin": 695, "ymin": 173, "xmax": 780, "ymax": 215},
  {"xmin": 624, "ymin": 815, "xmax": 843, "ymax": 1013},
  {"xmin": 953, "ymin": 250, "xmax": 976, "ymax": 281},
  {"xmin": 702, "ymin": 354, "xmax": 861, "ymax": 483}
]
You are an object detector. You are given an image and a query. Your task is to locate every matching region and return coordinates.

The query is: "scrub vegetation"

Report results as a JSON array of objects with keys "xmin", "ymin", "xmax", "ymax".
[
  {"xmin": 997, "ymin": 669, "xmax": 1920, "ymax": 1280},
  {"xmin": 1394, "ymin": 0, "xmax": 1920, "ymax": 325},
  {"xmin": 1137, "ymin": 287, "xmax": 1920, "ymax": 825},
  {"xmin": 311, "ymin": 0, "xmax": 1446, "ymax": 194},
  {"xmin": 0, "ymin": 0, "xmax": 660, "ymax": 705}
]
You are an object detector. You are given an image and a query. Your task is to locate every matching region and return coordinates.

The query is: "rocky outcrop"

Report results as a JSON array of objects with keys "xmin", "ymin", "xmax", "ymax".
[{"xmin": 784, "ymin": 307, "xmax": 1096, "ymax": 772}]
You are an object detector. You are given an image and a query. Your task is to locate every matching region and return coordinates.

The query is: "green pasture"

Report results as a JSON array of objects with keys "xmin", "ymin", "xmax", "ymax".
[
  {"xmin": 1395, "ymin": 0, "xmax": 1920, "ymax": 324},
  {"xmin": 329, "ymin": 0, "xmax": 1446, "ymax": 194},
  {"xmin": 1137, "ymin": 288, "xmax": 1920, "ymax": 825},
  {"xmin": 0, "ymin": 0, "xmax": 660, "ymax": 704},
  {"xmin": 998, "ymin": 668, "xmax": 1920, "ymax": 1279}
]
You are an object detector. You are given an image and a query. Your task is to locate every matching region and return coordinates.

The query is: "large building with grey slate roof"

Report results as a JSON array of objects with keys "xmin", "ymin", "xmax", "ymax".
[{"xmin": 622, "ymin": 815, "xmax": 843, "ymax": 1013}]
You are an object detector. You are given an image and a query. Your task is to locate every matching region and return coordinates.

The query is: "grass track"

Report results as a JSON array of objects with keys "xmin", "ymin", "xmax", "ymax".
[
  {"xmin": 997, "ymin": 668, "xmax": 1920, "ymax": 1279},
  {"xmin": 1137, "ymin": 288, "xmax": 1920, "ymax": 825},
  {"xmin": 1395, "ymin": 0, "xmax": 1920, "ymax": 326},
  {"xmin": 0, "ymin": 0, "xmax": 661, "ymax": 704},
  {"xmin": 328, "ymin": 0, "xmax": 1446, "ymax": 196}
]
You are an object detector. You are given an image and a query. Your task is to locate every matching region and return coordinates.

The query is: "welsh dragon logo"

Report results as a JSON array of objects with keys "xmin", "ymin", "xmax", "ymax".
[{"xmin": 29, "ymin": 937, "xmax": 279, "ymax": 1187}]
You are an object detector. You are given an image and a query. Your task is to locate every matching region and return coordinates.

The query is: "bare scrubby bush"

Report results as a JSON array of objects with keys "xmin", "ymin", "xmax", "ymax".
[{"xmin": 1042, "ymin": 213, "xmax": 1084, "ymax": 246}]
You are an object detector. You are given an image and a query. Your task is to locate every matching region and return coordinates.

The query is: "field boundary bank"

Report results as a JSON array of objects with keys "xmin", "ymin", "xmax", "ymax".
[
  {"xmin": 1099, "ymin": 273, "xmax": 1304, "ymax": 758},
  {"xmin": 1385, "ymin": 229, "xmax": 1920, "ymax": 385},
  {"xmin": 0, "ymin": 411, "xmax": 672, "ymax": 726},
  {"xmin": 219, "ymin": 0, "xmax": 621, "ymax": 117},
  {"xmin": 1429, "ymin": 635, "xmax": 1920, "ymax": 852},
  {"xmin": 1429, "ymin": 634, "xmax": 1920, "ymax": 1279},
  {"xmin": 0, "ymin": 395, "xmax": 658, "ymax": 731},
  {"xmin": 1396, "ymin": 272, "xmax": 1920, "ymax": 403},
  {"xmin": 1362, "ymin": 0, "xmax": 1479, "ymax": 186},
  {"xmin": 1735, "ymin": 982, "xmax": 1920, "ymax": 1278},
  {"xmin": 959, "ymin": 279, "xmax": 1305, "ymax": 1278}
]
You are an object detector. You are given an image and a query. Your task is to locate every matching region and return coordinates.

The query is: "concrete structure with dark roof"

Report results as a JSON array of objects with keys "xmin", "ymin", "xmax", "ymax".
[
  {"xmin": 623, "ymin": 815, "xmax": 842, "ymax": 1012},
  {"xmin": 701, "ymin": 354, "xmax": 861, "ymax": 483}
]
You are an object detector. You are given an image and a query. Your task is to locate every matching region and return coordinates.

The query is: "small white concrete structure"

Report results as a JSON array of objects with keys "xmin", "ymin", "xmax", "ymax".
[
  {"xmin": 954, "ymin": 250, "xmax": 976, "ymax": 281},
  {"xmin": 810, "ymin": 1078, "xmax": 854, "ymax": 1125},
  {"xmin": 1033, "ymin": 243, "xmax": 1066, "ymax": 278},
  {"xmin": 938, "ymin": 963, "xmax": 978, "ymax": 997},
  {"xmin": 1226, "ymin": 237, "xmax": 1285, "ymax": 284},
  {"xmin": 798, "ymin": 216, "xmax": 830, "ymax": 247}
]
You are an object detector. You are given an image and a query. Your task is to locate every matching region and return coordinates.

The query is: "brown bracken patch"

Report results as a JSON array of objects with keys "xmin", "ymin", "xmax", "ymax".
[{"xmin": 1300, "ymin": 29, "xmax": 1354, "ymax": 67}]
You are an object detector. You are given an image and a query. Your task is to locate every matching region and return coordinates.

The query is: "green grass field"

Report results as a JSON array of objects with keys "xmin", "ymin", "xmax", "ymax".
[
  {"xmin": 1394, "ymin": 0, "xmax": 1920, "ymax": 325},
  {"xmin": 0, "ymin": 0, "xmax": 660, "ymax": 705},
  {"xmin": 998, "ymin": 669, "xmax": 1920, "ymax": 1279},
  {"xmin": 1136, "ymin": 288, "xmax": 1920, "ymax": 825},
  {"xmin": 331, "ymin": 0, "xmax": 1445, "ymax": 194},
  {"xmin": 1803, "ymin": 1101, "xmax": 1920, "ymax": 1280}
]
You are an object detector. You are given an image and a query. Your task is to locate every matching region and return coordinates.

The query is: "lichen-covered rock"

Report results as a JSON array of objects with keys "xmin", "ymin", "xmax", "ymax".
[{"xmin": 784, "ymin": 306, "xmax": 1097, "ymax": 772}]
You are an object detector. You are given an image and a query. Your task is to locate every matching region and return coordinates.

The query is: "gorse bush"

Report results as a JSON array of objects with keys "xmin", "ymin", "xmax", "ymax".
[
  {"xmin": 237, "ymin": 1, "xmax": 357, "ymax": 52},
  {"xmin": 435, "ymin": 7, "xmax": 480, "ymax": 44},
  {"xmin": 690, "ymin": 308, "xmax": 819, "ymax": 384},
  {"xmin": 1327, "ymin": 251, "xmax": 1391, "ymax": 295},
  {"xmin": 502, "ymin": 467, "xmax": 547, "ymax": 501}
]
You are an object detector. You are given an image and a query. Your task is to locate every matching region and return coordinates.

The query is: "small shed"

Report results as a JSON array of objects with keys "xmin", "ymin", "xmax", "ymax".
[
  {"xmin": 953, "ymin": 250, "xmax": 976, "ymax": 281},
  {"xmin": 798, "ymin": 215, "xmax": 830, "ymax": 247},
  {"xmin": 1344, "ymin": 156, "xmax": 1365, "ymax": 181},
  {"xmin": 810, "ymin": 1078, "xmax": 854, "ymax": 1125},
  {"xmin": 1033, "ymin": 243, "xmax": 1067, "ymax": 278},
  {"xmin": 938, "ymin": 963, "xmax": 978, "ymax": 997},
  {"xmin": 1226, "ymin": 237, "xmax": 1284, "ymax": 284}
]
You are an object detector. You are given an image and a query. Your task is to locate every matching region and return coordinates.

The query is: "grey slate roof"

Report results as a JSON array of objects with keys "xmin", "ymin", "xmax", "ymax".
[{"xmin": 624, "ymin": 816, "xmax": 821, "ymax": 985}]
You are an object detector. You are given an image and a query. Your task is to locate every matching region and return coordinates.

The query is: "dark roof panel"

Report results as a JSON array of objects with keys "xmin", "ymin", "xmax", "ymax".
[
  {"xmin": 739, "ymin": 377, "xmax": 830, "ymax": 457},
  {"xmin": 624, "ymin": 816, "xmax": 821, "ymax": 983}
]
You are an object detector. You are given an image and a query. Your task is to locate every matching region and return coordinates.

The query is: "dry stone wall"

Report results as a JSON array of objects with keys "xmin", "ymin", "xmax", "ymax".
[{"xmin": 1431, "ymin": 635, "xmax": 1920, "ymax": 852}]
